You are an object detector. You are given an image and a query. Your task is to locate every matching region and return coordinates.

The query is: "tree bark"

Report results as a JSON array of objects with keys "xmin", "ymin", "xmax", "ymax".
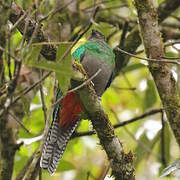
[
  {"xmin": 134, "ymin": 0, "xmax": 180, "ymax": 146},
  {"xmin": 77, "ymin": 84, "xmax": 135, "ymax": 180},
  {"xmin": 0, "ymin": 1, "xmax": 17, "ymax": 180}
]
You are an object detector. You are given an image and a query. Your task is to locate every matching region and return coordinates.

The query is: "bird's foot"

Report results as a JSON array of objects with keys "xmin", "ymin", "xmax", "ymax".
[
  {"xmin": 73, "ymin": 60, "xmax": 94, "ymax": 89},
  {"xmin": 73, "ymin": 60, "xmax": 87, "ymax": 77}
]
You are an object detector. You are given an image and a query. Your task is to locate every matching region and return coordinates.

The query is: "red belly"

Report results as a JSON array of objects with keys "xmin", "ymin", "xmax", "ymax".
[{"xmin": 58, "ymin": 92, "xmax": 83, "ymax": 128}]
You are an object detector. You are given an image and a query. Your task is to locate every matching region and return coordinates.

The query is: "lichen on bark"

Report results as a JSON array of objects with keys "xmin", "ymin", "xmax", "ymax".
[
  {"xmin": 77, "ymin": 85, "xmax": 135, "ymax": 180},
  {"xmin": 134, "ymin": 0, "xmax": 180, "ymax": 146}
]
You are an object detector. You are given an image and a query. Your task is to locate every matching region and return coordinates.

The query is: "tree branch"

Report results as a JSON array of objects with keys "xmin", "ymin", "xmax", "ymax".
[
  {"xmin": 134, "ymin": 0, "xmax": 180, "ymax": 146},
  {"xmin": 76, "ymin": 85, "xmax": 135, "ymax": 180},
  {"xmin": 0, "ymin": 1, "xmax": 18, "ymax": 180},
  {"xmin": 72, "ymin": 108, "xmax": 162, "ymax": 138}
]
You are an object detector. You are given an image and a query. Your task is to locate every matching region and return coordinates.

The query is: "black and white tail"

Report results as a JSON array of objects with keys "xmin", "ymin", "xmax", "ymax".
[{"xmin": 40, "ymin": 119, "xmax": 79, "ymax": 175}]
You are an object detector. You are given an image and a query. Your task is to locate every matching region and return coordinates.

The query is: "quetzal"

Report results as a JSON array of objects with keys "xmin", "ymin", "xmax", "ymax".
[{"xmin": 40, "ymin": 29, "xmax": 115, "ymax": 175}]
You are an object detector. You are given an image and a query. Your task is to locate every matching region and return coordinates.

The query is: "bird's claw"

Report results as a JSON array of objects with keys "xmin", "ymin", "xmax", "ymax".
[
  {"xmin": 73, "ymin": 60, "xmax": 95, "ymax": 88},
  {"xmin": 74, "ymin": 60, "xmax": 87, "ymax": 76}
]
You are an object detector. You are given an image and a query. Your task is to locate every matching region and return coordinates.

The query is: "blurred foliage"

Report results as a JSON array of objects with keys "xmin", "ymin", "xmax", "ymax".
[{"xmin": 2, "ymin": 0, "xmax": 179, "ymax": 179}]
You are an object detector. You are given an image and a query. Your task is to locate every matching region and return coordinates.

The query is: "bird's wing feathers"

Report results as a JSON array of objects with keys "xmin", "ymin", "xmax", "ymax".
[{"xmin": 81, "ymin": 50, "xmax": 114, "ymax": 96}]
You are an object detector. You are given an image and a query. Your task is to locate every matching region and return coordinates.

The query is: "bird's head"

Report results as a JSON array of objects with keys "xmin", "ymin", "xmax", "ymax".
[{"xmin": 89, "ymin": 29, "xmax": 106, "ymax": 41}]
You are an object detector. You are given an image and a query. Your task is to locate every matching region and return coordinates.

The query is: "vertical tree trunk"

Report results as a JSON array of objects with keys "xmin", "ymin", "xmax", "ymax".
[{"xmin": 134, "ymin": 0, "xmax": 180, "ymax": 146}]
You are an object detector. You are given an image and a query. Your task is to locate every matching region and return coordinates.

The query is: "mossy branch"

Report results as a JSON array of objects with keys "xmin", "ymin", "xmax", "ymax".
[
  {"xmin": 0, "ymin": 1, "xmax": 17, "ymax": 180},
  {"xmin": 76, "ymin": 81, "xmax": 135, "ymax": 180},
  {"xmin": 134, "ymin": 0, "xmax": 180, "ymax": 146}
]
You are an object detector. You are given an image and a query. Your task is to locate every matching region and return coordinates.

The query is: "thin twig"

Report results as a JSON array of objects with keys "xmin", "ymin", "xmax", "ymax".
[
  {"xmin": 51, "ymin": 69, "xmax": 102, "ymax": 107},
  {"xmin": 7, "ymin": 27, "xmax": 12, "ymax": 80},
  {"xmin": 107, "ymin": 29, "xmax": 118, "ymax": 42},
  {"xmin": 121, "ymin": 71, "xmax": 139, "ymax": 98},
  {"xmin": 119, "ymin": 21, "xmax": 129, "ymax": 48},
  {"xmin": 10, "ymin": 10, "xmax": 28, "ymax": 33},
  {"xmin": 39, "ymin": 72, "xmax": 48, "ymax": 123},
  {"xmin": 41, "ymin": 97, "xmax": 54, "ymax": 148},
  {"xmin": 27, "ymin": 22, "xmax": 39, "ymax": 47},
  {"xmin": 72, "ymin": 108, "xmax": 162, "ymax": 138},
  {"xmin": 16, "ymin": 151, "xmax": 36, "ymax": 180},
  {"xmin": 112, "ymin": 109, "xmax": 160, "ymax": 159},
  {"xmin": 135, "ymin": 40, "xmax": 180, "ymax": 55},
  {"xmin": 124, "ymin": 126, "xmax": 160, "ymax": 158},
  {"xmin": 116, "ymin": 47, "xmax": 180, "ymax": 65},
  {"xmin": 0, "ymin": 46, "xmax": 20, "ymax": 62},
  {"xmin": 112, "ymin": 85, "xmax": 136, "ymax": 91},
  {"xmin": 39, "ymin": 0, "xmax": 76, "ymax": 22},
  {"xmin": 12, "ymin": 72, "xmax": 51, "ymax": 105},
  {"xmin": 7, "ymin": 61, "xmax": 22, "ymax": 98},
  {"xmin": 9, "ymin": 112, "xmax": 32, "ymax": 135},
  {"xmin": 32, "ymin": 42, "xmax": 72, "ymax": 46},
  {"xmin": 162, "ymin": 56, "xmax": 180, "ymax": 60},
  {"xmin": 38, "ymin": 64, "xmax": 48, "ymax": 124},
  {"xmin": 81, "ymin": 0, "xmax": 116, "ymax": 11},
  {"xmin": 68, "ymin": 69, "xmax": 101, "ymax": 93},
  {"xmin": 20, "ymin": 9, "xmax": 31, "ymax": 50},
  {"xmin": 84, "ymin": 4, "xmax": 127, "ymax": 12},
  {"xmin": 114, "ymin": 108, "xmax": 162, "ymax": 128}
]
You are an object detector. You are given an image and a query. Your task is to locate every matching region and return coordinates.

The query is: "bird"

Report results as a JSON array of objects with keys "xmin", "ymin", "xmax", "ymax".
[{"xmin": 40, "ymin": 29, "xmax": 115, "ymax": 175}]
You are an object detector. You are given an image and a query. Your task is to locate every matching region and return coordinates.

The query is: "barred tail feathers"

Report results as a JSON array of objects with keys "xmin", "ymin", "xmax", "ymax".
[
  {"xmin": 40, "ymin": 120, "xmax": 80, "ymax": 175},
  {"xmin": 40, "ymin": 92, "xmax": 83, "ymax": 175}
]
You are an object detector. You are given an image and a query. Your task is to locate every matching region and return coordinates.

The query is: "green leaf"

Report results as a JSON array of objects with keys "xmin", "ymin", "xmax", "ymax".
[
  {"xmin": 26, "ymin": 58, "xmax": 71, "ymax": 75},
  {"xmin": 56, "ymin": 160, "xmax": 75, "ymax": 172},
  {"xmin": 144, "ymin": 79, "xmax": 157, "ymax": 110},
  {"xmin": 56, "ymin": 44, "xmax": 73, "ymax": 95},
  {"xmin": 24, "ymin": 45, "xmax": 73, "ymax": 95}
]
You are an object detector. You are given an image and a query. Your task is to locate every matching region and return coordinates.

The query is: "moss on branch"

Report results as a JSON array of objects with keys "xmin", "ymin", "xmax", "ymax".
[
  {"xmin": 134, "ymin": 0, "xmax": 180, "ymax": 146},
  {"xmin": 75, "ymin": 84, "xmax": 135, "ymax": 180}
]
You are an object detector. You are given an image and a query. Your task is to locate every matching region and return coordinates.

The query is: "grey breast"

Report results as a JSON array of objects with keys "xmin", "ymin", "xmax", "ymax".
[{"xmin": 81, "ymin": 51, "xmax": 113, "ymax": 96}]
